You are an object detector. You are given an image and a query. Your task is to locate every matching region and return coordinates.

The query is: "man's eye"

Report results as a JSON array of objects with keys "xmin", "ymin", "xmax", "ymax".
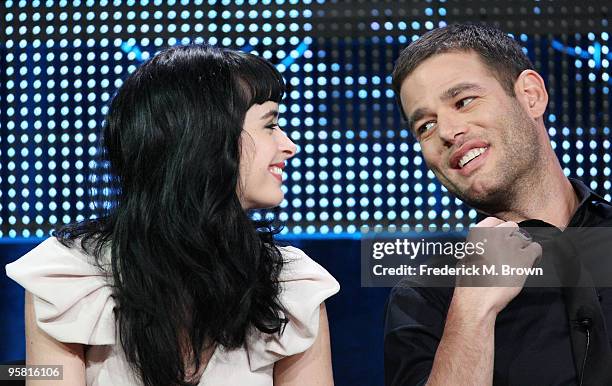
[
  {"xmin": 417, "ymin": 121, "xmax": 436, "ymax": 135},
  {"xmin": 457, "ymin": 97, "xmax": 475, "ymax": 108}
]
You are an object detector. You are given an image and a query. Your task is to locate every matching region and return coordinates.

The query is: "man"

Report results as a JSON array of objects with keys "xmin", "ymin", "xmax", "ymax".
[{"xmin": 385, "ymin": 24, "xmax": 612, "ymax": 385}]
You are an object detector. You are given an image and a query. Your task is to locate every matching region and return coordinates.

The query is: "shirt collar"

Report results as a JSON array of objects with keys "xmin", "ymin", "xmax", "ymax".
[
  {"xmin": 519, "ymin": 178, "xmax": 606, "ymax": 230},
  {"xmin": 569, "ymin": 177, "xmax": 597, "ymax": 209},
  {"xmin": 566, "ymin": 177, "xmax": 609, "ymax": 227}
]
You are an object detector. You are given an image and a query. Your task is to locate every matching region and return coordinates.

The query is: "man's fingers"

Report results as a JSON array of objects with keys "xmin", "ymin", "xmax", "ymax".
[
  {"xmin": 496, "ymin": 221, "xmax": 519, "ymax": 228},
  {"xmin": 476, "ymin": 216, "xmax": 506, "ymax": 227},
  {"xmin": 523, "ymin": 241, "xmax": 543, "ymax": 262}
]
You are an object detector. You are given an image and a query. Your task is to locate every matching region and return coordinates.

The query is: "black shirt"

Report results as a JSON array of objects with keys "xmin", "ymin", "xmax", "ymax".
[{"xmin": 384, "ymin": 179, "xmax": 612, "ymax": 386}]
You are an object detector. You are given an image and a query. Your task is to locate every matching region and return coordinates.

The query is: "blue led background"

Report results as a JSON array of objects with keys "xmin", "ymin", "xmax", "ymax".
[
  {"xmin": 1, "ymin": 1, "xmax": 612, "ymax": 238},
  {"xmin": 1, "ymin": 1, "xmax": 612, "ymax": 384}
]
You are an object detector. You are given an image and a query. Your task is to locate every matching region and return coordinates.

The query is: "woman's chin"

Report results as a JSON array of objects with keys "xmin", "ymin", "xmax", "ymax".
[{"xmin": 243, "ymin": 195, "xmax": 284, "ymax": 210}]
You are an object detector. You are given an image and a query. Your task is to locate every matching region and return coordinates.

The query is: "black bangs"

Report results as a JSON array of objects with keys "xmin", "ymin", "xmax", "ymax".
[{"xmin": 227, "ymin": 50, "xmax": 286, "ymax": 107}]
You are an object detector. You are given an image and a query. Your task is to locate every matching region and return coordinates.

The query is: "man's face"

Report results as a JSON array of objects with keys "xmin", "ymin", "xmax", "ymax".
[{"xmin": 398, "ymin": 51, "xmax": 541, "ymax": 210}]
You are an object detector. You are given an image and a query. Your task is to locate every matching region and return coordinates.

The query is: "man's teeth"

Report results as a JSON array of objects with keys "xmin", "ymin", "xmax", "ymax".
[
  {"xmin": 269, "ymin": 166, "xmax": 283, "ymax": 175},
  {"xmin": 458, "ymin": 147, "xmax": 487, "ymax": 168}
]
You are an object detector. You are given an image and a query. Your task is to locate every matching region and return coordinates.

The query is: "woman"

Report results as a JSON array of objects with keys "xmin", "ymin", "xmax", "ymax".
[{"xmin": 6, "ymin": 44, "xmax": 339, "ymax": 386}]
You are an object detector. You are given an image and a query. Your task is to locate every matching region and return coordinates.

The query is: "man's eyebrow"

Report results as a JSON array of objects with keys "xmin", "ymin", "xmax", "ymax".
[
  {"xmin": 408, "ymin": 82, "xmax": 484, "ymax": 129},
  {"xmin": 407, "ymin": 107, "xmax": 432, "ymax": 132},
  {"xmin": 440, "ymin": 82, "xmax": 485, "ymax": 102},
  {"xmin": 406, "ymin": 83, "xmax": 485, "ymax": 131},
  {"xmin": 260, "ymin": 109, "xmax": 279, "ymax": 120}
]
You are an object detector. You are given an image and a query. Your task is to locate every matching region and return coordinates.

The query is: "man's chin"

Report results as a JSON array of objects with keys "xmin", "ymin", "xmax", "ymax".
[
  {"xmin": 439, "ymin": 170, "xmax": 504, "ymax": 204},
  {"xmin": 461, "ymin": 183, "xmax": 515, "ymax": 212},
  {"xmin": 452, "ymin": 178, "xmax": 500, "ymax": 205}
]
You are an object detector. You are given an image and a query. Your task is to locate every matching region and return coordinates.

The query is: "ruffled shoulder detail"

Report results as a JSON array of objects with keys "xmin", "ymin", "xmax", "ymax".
[
  {"xmin": 245, "ymin": 246, "xmax": 340, "ymax": 372},
  {"xmin": 5, "ymin": 237, "xmax": 116, "ymax": 345}
]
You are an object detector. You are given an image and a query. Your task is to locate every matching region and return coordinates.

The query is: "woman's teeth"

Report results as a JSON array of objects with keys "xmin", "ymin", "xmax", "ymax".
[{"xmin": 269, "ymin": 166, "xmax": 283, "ymax": 175}]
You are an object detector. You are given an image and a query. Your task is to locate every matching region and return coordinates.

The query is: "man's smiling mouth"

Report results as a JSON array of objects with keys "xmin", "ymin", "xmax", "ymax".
[{"xmin": 458, "ymin": 147, "xmax": 487, "ymax": 168}]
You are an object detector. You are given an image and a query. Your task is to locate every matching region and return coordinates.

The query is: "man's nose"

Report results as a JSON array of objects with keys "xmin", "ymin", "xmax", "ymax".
[{"xmin": 436, "ymin": 112, "xmax": 467, "ymax": 144}]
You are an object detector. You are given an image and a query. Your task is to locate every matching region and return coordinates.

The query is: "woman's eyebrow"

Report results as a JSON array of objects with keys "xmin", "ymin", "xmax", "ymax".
[{"xmin": 260, "ymin": 109, "xmax": 279, "ymax": 120}]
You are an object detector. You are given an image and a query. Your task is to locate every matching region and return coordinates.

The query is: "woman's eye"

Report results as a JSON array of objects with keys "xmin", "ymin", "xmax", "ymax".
[
  {"xmin": 265, "ymin": 123, "xmax": 279, "ymax": 131},
  {"xmin": 457, "ymin": 97, "xmax": 475, "ymax": 108}
]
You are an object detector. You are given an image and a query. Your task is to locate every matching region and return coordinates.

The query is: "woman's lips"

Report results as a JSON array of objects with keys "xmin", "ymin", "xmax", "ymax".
[{"xmin": 268, "ymin": 163, "xmax": 285, "ymax": 182}]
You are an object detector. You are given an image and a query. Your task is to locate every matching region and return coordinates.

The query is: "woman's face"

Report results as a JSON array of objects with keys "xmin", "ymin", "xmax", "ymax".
[{"xmin": 238, "ymin": 101, "xmax": 297, "ymax": 209}]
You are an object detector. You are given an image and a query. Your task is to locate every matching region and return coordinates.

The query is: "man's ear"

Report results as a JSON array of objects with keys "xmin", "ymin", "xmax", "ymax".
[{"xmin": 513, "ymin": 70, "xmax": 548, "ymax": 119}]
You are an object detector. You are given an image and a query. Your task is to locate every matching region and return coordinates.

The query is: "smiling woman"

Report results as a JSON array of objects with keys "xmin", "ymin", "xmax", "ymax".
[
  {"xmin": 239, "ymin": 101, "xmax": 297, "ymax": 209},
  {"xmin": 5, "ymin": 44, "xmax": 338, "ymax": 386}
]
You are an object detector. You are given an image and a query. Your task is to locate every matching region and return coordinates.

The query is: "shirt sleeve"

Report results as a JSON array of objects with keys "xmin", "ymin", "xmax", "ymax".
[
  {"xmin": 245, "ymin": 245, "xmax": 340, "ymax": 372},
  {"xmin": 5, "ymin": 239, "xmax": 340, "ymax": 368},
  {"xmin": 384, "ymin": 284, "xmax": 452, "ymax": 386},
  {"xmin": 5, "ymin": 237, "xmax": 116, "ymax": 345}
]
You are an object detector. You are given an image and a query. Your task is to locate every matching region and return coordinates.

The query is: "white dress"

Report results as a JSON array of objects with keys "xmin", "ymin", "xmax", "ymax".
[{"xmin": 5, "ymin": 237, "xmax": 340, "ymax": 386}]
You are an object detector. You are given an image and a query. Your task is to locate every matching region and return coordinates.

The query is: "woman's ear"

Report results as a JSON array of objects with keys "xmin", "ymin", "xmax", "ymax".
[{"xmin": 513, "ymin": 69, "xmax": 549, "ymax": 118}]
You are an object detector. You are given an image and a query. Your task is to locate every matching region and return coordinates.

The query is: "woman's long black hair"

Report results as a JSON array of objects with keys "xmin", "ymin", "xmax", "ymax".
[{"xmin": 54, "ymin": 44, "xmax": 287, "ymax": 386}]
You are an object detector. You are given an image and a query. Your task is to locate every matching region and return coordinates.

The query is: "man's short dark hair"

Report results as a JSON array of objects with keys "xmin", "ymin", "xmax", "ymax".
[{"xmin": 392, "ymin": 23, "xmax": 535, "ymax": 110}]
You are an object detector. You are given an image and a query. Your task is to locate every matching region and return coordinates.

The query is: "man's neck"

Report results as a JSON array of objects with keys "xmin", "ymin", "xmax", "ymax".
[{"xmin": 488, "ymin": 159, "xmax": 580, "ymax": 229}]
